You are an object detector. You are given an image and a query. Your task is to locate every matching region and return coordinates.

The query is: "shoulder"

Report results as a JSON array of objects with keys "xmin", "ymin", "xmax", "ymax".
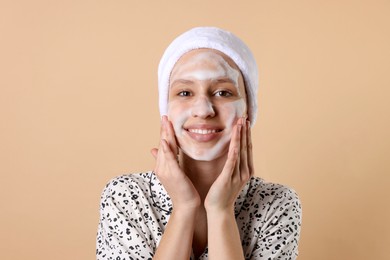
[
  {"xmin": 99, "ymin": 172, "xmax": 154, "ymax": 207},
  {"xmin": 249, "ymin": 177, "xmax": 300, "ymax": 204},
  {"xmin": 101, "ymin": 172, "xmax": 152, "ymax": 193},
  {"xmin": 245, "ymin": 177, "xmax": 302, "ymax": 219}
]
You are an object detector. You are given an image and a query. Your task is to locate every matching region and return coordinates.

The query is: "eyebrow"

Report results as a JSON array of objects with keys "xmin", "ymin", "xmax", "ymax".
[
  {"xmin": 211, "ymin": 78, "xmax": 236, "ymax": 85},
  {"xmin": 170, "ymin": 79, "xmax": 195, "ymax": 87},
  {"xmin": 170, "ymin": 77, "xmax": 235, "ymax": 87}
]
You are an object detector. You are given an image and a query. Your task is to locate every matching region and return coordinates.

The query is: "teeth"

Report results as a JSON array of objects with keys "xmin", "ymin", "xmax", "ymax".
[{"xmin": 188, "ymin": 129, "xmax": 218, "ymax": 134}]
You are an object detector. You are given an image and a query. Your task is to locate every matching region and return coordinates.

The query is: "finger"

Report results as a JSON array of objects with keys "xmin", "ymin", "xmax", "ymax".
[
  {"xmin": 166, "ymin": 118, "xmax": 179, "ymax": 155},
  {"xmin": 231, "ymin": 117, "xmax": 244, "ymax": 181},
  {"xmin": 150, "ymin": 148, "xmax": 158, "ymax": 159},
  {"xmin": 161, "ymin": 139, "xmax": 180, "ymax": 169},
  {"xmin": 240, "ymin": 118, "xmax": 249, "ymax": 181},
  {"xmin": 159, "ymin": 115, "xmax": 165, "ymax": 136},
  {"xmin": 161, "ymin": 115, "xmax": 168, "ymax": 140},
  {"xmin": 158, "ymin": 116, "xmax": 170, "ymax": 162},
  {"xmin": 230, "ymin": 118, "xmax": 242, "ymax": 151},
  {"xmin": 234, "ymin": 148, "xmax": 240, "ymax": 180},
  {"xmin": 221, "ymin": 123, "xmax": 241, "ymax": 178},
  {"xmin": 154, "ymin": 116, "xmax": 167, "ymax": 171},
  {"xmin": 154, "ymin": 140, "xmax": 166, "ymax": 175},
  {"xmin": 247, "ymin": 120, "xmax": 254, "ymax": 177},
  {"xmin": 163, "ymin": 116, "xmax": 179, "ymax": 156}
]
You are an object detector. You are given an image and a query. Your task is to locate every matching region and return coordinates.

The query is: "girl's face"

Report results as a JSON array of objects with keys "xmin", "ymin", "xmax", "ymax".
[{"xmin": 167, "ymin": 49, "xmax": 247, "ymax": 161}]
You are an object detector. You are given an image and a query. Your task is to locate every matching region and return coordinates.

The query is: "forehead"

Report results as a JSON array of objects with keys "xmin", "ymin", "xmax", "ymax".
[{"xmin": 171, "ymin": 48, "xmax": 241, "ymax": 75}]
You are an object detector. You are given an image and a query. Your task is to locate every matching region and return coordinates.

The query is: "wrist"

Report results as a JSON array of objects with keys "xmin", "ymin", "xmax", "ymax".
[
  {"xmin": 205, "ymin": 205, "xmax": 235, "ymax": 219},
  {"xmin": 171, "ymin": 204, "xmax": 200, "ymax": 219},
  {"xmin": 173, "ymin": 197, "xmax": 201, "ymax": 212}
]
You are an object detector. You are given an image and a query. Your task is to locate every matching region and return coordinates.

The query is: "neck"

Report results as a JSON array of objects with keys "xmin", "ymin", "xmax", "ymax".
[{"xmin": 179, "ymin": 151, "xmax": 227, "ymax": 202}]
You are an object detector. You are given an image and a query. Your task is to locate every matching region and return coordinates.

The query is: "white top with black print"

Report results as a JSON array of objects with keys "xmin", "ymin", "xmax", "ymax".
[{"xmin": 96, "ymin": 171, "xmax": 302, "ymax": 260}]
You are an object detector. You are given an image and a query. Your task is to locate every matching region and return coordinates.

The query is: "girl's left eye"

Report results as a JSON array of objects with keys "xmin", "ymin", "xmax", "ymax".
[{"xmin": 215, "ymin": 90, "xmax": 232, "ymax": 97}]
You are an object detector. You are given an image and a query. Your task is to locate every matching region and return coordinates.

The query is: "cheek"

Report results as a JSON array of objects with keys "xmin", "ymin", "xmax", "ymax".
[
  {"xmin": 234, "ymin": 99, "xmax": 247, "ymax": 117},
  {"xmin": 167, "ymin": 101, "xmax": 190, "ymax": 137},
  {"xmin": 222, "ymin": 99, "xmax": 247, "ymax": 127}
]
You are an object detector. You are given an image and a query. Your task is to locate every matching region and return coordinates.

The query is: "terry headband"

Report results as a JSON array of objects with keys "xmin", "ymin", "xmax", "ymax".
[{"xmin": 158, "ymin": 26, "xmax": 259, "ymax": 125}]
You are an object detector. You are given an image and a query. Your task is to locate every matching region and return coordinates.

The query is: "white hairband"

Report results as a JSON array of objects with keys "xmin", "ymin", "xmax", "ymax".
[{"xmin": 158, "ymin": 26, "xmax": 259, "ymax": 125}]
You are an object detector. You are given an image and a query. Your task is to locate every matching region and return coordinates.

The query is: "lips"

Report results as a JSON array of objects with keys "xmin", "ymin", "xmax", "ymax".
[
  {"xmin": 184, "ymin": 125, "xmax": 223, "ymax": 142},
  {"xmin": 187, "ymin": 128, "xmax": 219, "ymax": 134}
]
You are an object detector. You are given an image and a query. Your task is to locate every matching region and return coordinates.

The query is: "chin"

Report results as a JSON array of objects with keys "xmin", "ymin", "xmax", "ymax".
[{"xmin": 180, "ymin": 145, "xmax": 229, "ymax": 162}]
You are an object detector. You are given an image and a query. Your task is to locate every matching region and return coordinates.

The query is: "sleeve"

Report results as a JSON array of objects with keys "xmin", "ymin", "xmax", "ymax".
[
  {"xmin": 96, "ymin": 177, "xmax": 155, "ymax": 260},
  {"xmin": 251, "ymin": 187, "xmax": 302, "ymax": 260}
]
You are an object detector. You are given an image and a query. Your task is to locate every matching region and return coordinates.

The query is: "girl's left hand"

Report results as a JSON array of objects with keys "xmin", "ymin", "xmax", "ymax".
[{"xmin": 204, "ymin": 118, "xmax": 254, "ymax": 213}]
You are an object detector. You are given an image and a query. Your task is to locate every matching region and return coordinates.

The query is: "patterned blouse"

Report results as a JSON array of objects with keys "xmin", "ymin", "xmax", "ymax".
[{"xmin": 96, "ymin": 171, "xmax": 302, "ymax": 259}]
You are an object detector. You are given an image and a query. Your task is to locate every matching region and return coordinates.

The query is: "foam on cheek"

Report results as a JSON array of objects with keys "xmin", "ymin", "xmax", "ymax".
[
  {"xmin": 168, "ymin": 102, "xmax": 189, "ymax": 140},
  {"xmin": 233, "ymin": 99, "xmax": 247, "ymax": 118},
  {"xmin": 173, "ymin": 110, "xmax": 190, "ymax": 139}
]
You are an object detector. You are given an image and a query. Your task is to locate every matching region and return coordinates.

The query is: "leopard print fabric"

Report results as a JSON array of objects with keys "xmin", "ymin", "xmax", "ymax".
[{"xmin": 96, "ymin": 172, "xmax": 302, "ymax": 259}]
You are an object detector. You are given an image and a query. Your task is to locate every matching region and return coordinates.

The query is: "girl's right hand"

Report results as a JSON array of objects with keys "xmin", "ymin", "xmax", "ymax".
[{"xmin": 151, "ymin": 116, "xmax": 201, "ymax": 211}]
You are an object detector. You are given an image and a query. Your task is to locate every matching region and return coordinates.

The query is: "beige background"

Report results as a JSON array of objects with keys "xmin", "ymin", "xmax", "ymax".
[{"xmin": 1, "ymin": 0, "xmax": 389, "ymax": 259}]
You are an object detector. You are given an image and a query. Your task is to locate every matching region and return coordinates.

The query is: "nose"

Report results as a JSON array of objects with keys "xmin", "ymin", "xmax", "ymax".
[{"xmin": 191, "ymin": 96, "xmax": 216, "ymax": 118}]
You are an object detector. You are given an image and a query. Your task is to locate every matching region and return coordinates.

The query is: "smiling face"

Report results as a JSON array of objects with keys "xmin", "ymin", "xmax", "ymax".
[{"xmin": 167, "ymin": 49, "xmax": 247, "ymax": 161}]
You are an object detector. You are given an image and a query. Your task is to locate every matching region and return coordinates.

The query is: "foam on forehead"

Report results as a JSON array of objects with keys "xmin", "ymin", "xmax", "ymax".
[
  {"xmin": 171, "ymin": 51, "xmax": 240, "ymax": 90},
  {"xmin": 158, "ymin": 27, "xmax": 259, "ymax": 125}
]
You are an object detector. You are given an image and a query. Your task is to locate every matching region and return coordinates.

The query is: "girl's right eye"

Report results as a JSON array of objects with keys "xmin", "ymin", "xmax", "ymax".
[{"xmin": 178, "ymin": 91, "xmax": 191, "ymax": 97}]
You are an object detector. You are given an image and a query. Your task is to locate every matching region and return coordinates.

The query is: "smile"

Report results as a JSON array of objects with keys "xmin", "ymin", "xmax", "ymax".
[
  {"xmin": 183, "ymin": 126, "xmax": 223, "ymax": 142},
  {"xmin": 187, "ymin": 129, "xmax": 221, "ymax": 134}
]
